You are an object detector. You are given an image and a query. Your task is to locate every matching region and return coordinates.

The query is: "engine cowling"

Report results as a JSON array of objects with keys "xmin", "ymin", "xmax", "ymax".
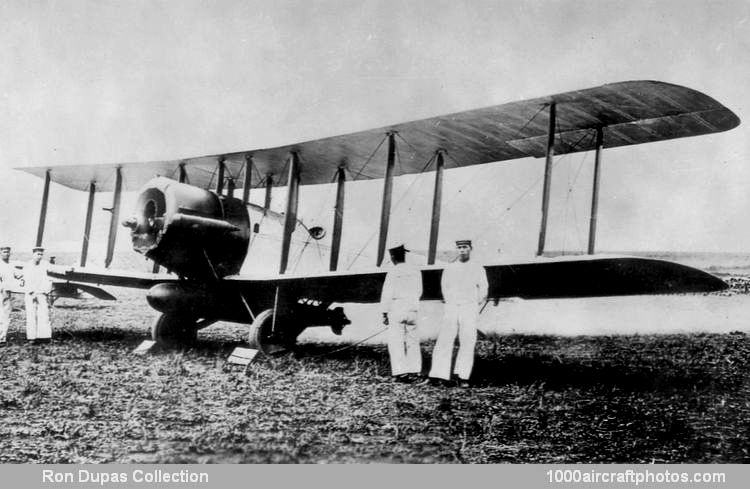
[{"xmin": 123, "ymin": 177, "xmax": 250, "ymax": 280}]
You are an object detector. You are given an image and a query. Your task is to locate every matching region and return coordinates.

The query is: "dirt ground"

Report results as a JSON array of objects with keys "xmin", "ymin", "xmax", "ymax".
[{"xmin": 1, "ymin": 287, "xmax": 749, "ymax": 463}]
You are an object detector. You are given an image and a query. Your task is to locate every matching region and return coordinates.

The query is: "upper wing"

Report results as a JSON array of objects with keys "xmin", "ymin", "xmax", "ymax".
[
  {"xmin": 225, "ymin": 255, "xmax": 727, "ymax": 305},
  {"xmin": 17, "ymin": 81, "xmax": 740, "ymax": 191}
]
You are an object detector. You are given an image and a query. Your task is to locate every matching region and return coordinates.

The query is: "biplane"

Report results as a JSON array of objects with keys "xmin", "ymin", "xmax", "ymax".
[{"xmin": 16, "ymin": 80, "xmax": 739, "ymax": 352}]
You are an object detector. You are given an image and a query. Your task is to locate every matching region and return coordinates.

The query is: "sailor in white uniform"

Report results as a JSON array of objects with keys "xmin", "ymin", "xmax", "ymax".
[
  {"xmin": 0, "ymin": 246, "xmax": 16, "ymax": 345},
  {"xmin": 380, "ymin": 244, "xmax": 423, "ymax": 381},
  {"xmin": 24, "ymin": 246, "xmax": 52, "ymax": 343},
  {"xmin": 428, "ymin": 239, "xmax": 488, "ymax": 387}
]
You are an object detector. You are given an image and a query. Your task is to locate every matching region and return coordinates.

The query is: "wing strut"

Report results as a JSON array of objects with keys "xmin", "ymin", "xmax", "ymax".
[
  {"xmin": 80, "ymin": 182, "xmax": 96, "ymax": 267},
  {"xmin": 376, "ymin": 132, "xmax": 396, "ymax": 266},
  {"xmin": 178, "ymin": 162, "xmax": 187, "ymax": 183},
  {"xmin": 329, "ymin": 166, "xmax": 346, "ymax": 271},
  {"xmin": 154, "ymin": 164, "xmax": 167, "ymax": 270},
  {"xmin": 264, "ymin": 174, "xmax": 273, "ymax": 210},
  {"xmin": 35, "ymin": 169, "xmax": 51, "ymax": 247},
  {"xmin": 216, "ymin": 156, "xmax": 226, "ymax": 194},
  {"xmin": 537, "ymin": 102, "xmax": 556, "ymax": 256},
  {"xmin": 279, "ymin": 152, "xmax": 300, "ymax": 274},
  {"xmin": 427, "ymin": 150, "xmax": 445, "ymax": 265},
  {"xmin": 242, "ymin": 155, "xmax": 253, "ymax": 205},
  {"xmin": 588, "ymin": 126, "xmax": 604, "ymax": 254},
  {"xmin": 104, "ymin": 167, "xmax": 122, "ymax": 268}
]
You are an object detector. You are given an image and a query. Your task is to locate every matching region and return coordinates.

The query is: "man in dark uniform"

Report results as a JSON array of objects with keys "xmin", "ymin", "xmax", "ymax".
[{"xmin": 380, "ymin": 243, "xmax": 423, "ymax": 382}]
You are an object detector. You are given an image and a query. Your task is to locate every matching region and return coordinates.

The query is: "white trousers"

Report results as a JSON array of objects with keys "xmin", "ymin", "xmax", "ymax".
[
  {"xmin": 429, "ymin": 302, "xmax": 478, "ymax": 380},
  {"xmin": 386, "ymin": 301, "xmax": 421, "ymax": 376},
  {"xmin": 25, "ymin": 294, "xmax": 51, "ymax": 340},
  {"xmin": 0, "ymin": 292, "xmax": 10, "ymax": 343}
]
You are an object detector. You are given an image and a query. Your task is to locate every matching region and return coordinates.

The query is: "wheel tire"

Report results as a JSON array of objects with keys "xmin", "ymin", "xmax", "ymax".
[
  {"xmin": 247, "ymin": 309, "xmax": 289, "ymax": 355},
  {"xmin": 151, "ymin": 313, "xmax": 197, "ymax": 347}
]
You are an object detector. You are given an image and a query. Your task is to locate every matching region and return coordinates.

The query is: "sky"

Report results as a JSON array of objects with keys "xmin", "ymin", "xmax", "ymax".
[{"xmin": 1, "ymin": 0, "xmax": 749, "ymax": 271}]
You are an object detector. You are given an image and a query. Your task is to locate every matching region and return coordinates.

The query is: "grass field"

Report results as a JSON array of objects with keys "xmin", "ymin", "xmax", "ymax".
[{"xmin": 1, "ymin": 290, "xmax": 749, "ymax": 463}]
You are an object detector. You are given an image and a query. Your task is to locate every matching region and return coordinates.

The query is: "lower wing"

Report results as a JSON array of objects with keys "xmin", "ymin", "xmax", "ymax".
[
  {"xmin": 50, "ymin": 282, "xmax": 117, "ymax": 301},
  {"xmin": 225, "ymin": 255, "xmax": 727, "ymax": 304},
  {"xmin": 47, "ymin": 255, "xmax": 726, "ymax": 306},
  {"xmin": 47, "ymin": 265, "xmax": 179, "ymax": 289}
]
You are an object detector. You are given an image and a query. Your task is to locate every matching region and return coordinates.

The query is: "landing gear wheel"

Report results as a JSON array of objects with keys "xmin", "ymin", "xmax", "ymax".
[
  {"xmin": 247, "ymin": 309, "xmax": 292, "ymax": 355},
  {"xmin": 151, "ymin": 313, "xmax": 197, "ymax": 347}
]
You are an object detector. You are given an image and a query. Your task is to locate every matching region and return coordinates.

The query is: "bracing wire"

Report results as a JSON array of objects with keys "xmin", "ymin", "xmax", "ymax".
[
  {"xmin": 561, "ymin": 159, "xmax": 572, "ymax": 254},
  {"xmin": 278, "ymin": 157, "xmax": 290, "ymax": 187},
  {"xmin": 167, "ymin": 165, "xmax": 180, "ymax": 181},
  {"xmin": 252, "ymin": 162, "xmax": 264, "ymax": 184},
  {"xmin": 291, "ymin": 234, "xmax": 314, "ymax": 272},
  {"xmin": 345, "ymin": 151, "xmax": 437, "ymax": 269},
  {"xmin": 556, "ymin": 131, "xmax": 596, "ymax": 253},
  {"xmin": 305, "ymin": 327, "xmax": 388, "ymax": 358},
  {"xmin": 447, "ymin": 103, "xmax": 549, "ymax": 201},
  {"xmin": 450, "ymin": 126, "xmax": 598, "ymax": 248},
  {"xmin": 519, "ymin": 103, "xmax": 550, "ymax": 139},
  {"xmin": 351, "ymin": 134, "xmax": 389, "ymax": 181},
  {"xmin": 206, "ymin": 163, "xmax": 219, "ymax": 191},
  {"xmin": 287, "ymin": 166, "xmax": 340, "ymax": 271},
  {"xmin": 569, "ymin": 149, "xmax": 591, "ymax": 251}
]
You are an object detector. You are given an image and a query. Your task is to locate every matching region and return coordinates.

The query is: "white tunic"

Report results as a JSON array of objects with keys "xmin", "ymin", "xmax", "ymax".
[
  {"xmin": 380, "ymin": 262, "xmax": 423, "ymax": 376},
  {"xmin": 440, "ymin": 259, "xmax": 488, "ymax": 305},
  {"xmin": 380, "ymin": 262, "xmax": 422, "ymax": 314},
  {"xmin": 0, "ymin": 261, "xmax": 14, "ymax": 343},
  {"xmin": 429, "ymin": 258, "xmax": 490, "ymax": 381},
  {"xmin": 24, "ymin": 260, "xmax": 52, "ymax": 340},
  {"xmin": 0, "ymin": 261, "xmax": 16, "ymax": 290},
  {"xmin": 23, "ymin": 261, "xmax": 51, "ymax": 295}
]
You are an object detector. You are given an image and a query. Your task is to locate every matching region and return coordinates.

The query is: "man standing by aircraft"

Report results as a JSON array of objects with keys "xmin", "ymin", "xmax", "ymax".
[
  {"xmin": 380, "ymin": 243, "xmax": 423, "ymax": 382},
  {"xmin": 0, "ymin": 246, "xmax": 16, "ymax": 346},
  {"xmin": 24, "ymin": 246, "xmax": 52, "ymax": 343},
  {"xmin": 426, "ymin": 239, "xmax": 488, "ymax": 387}
]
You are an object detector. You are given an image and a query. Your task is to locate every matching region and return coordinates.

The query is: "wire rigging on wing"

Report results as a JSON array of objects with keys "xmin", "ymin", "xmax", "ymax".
[
  {"xmin": 287, "ymin": 164, "xmax": 340, "ymax": 272},
  {"xmin": 205, "ymin": 163, "xmax": 219, "ymax": 190},
  {"xmin": 246, "ymin": 174, "xmax": 278, "ymax": 253},
  {"xmin": 344, "ymin": 104, "xmax": 569, "ymax": 268},
  {"xmin": 556, "ymin": 130, "xmax": 595, "ymax": 254},
  {"xmin": 346, "ymin": 151, "xmax": 437, "ymax": 270},
  {"xmin": 351, "ymin": 134, "xmax": 389, "ymax": 180},
  {"xmin": 463, "ymin": 127, "xmax": 598, "ymax": 250}
]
